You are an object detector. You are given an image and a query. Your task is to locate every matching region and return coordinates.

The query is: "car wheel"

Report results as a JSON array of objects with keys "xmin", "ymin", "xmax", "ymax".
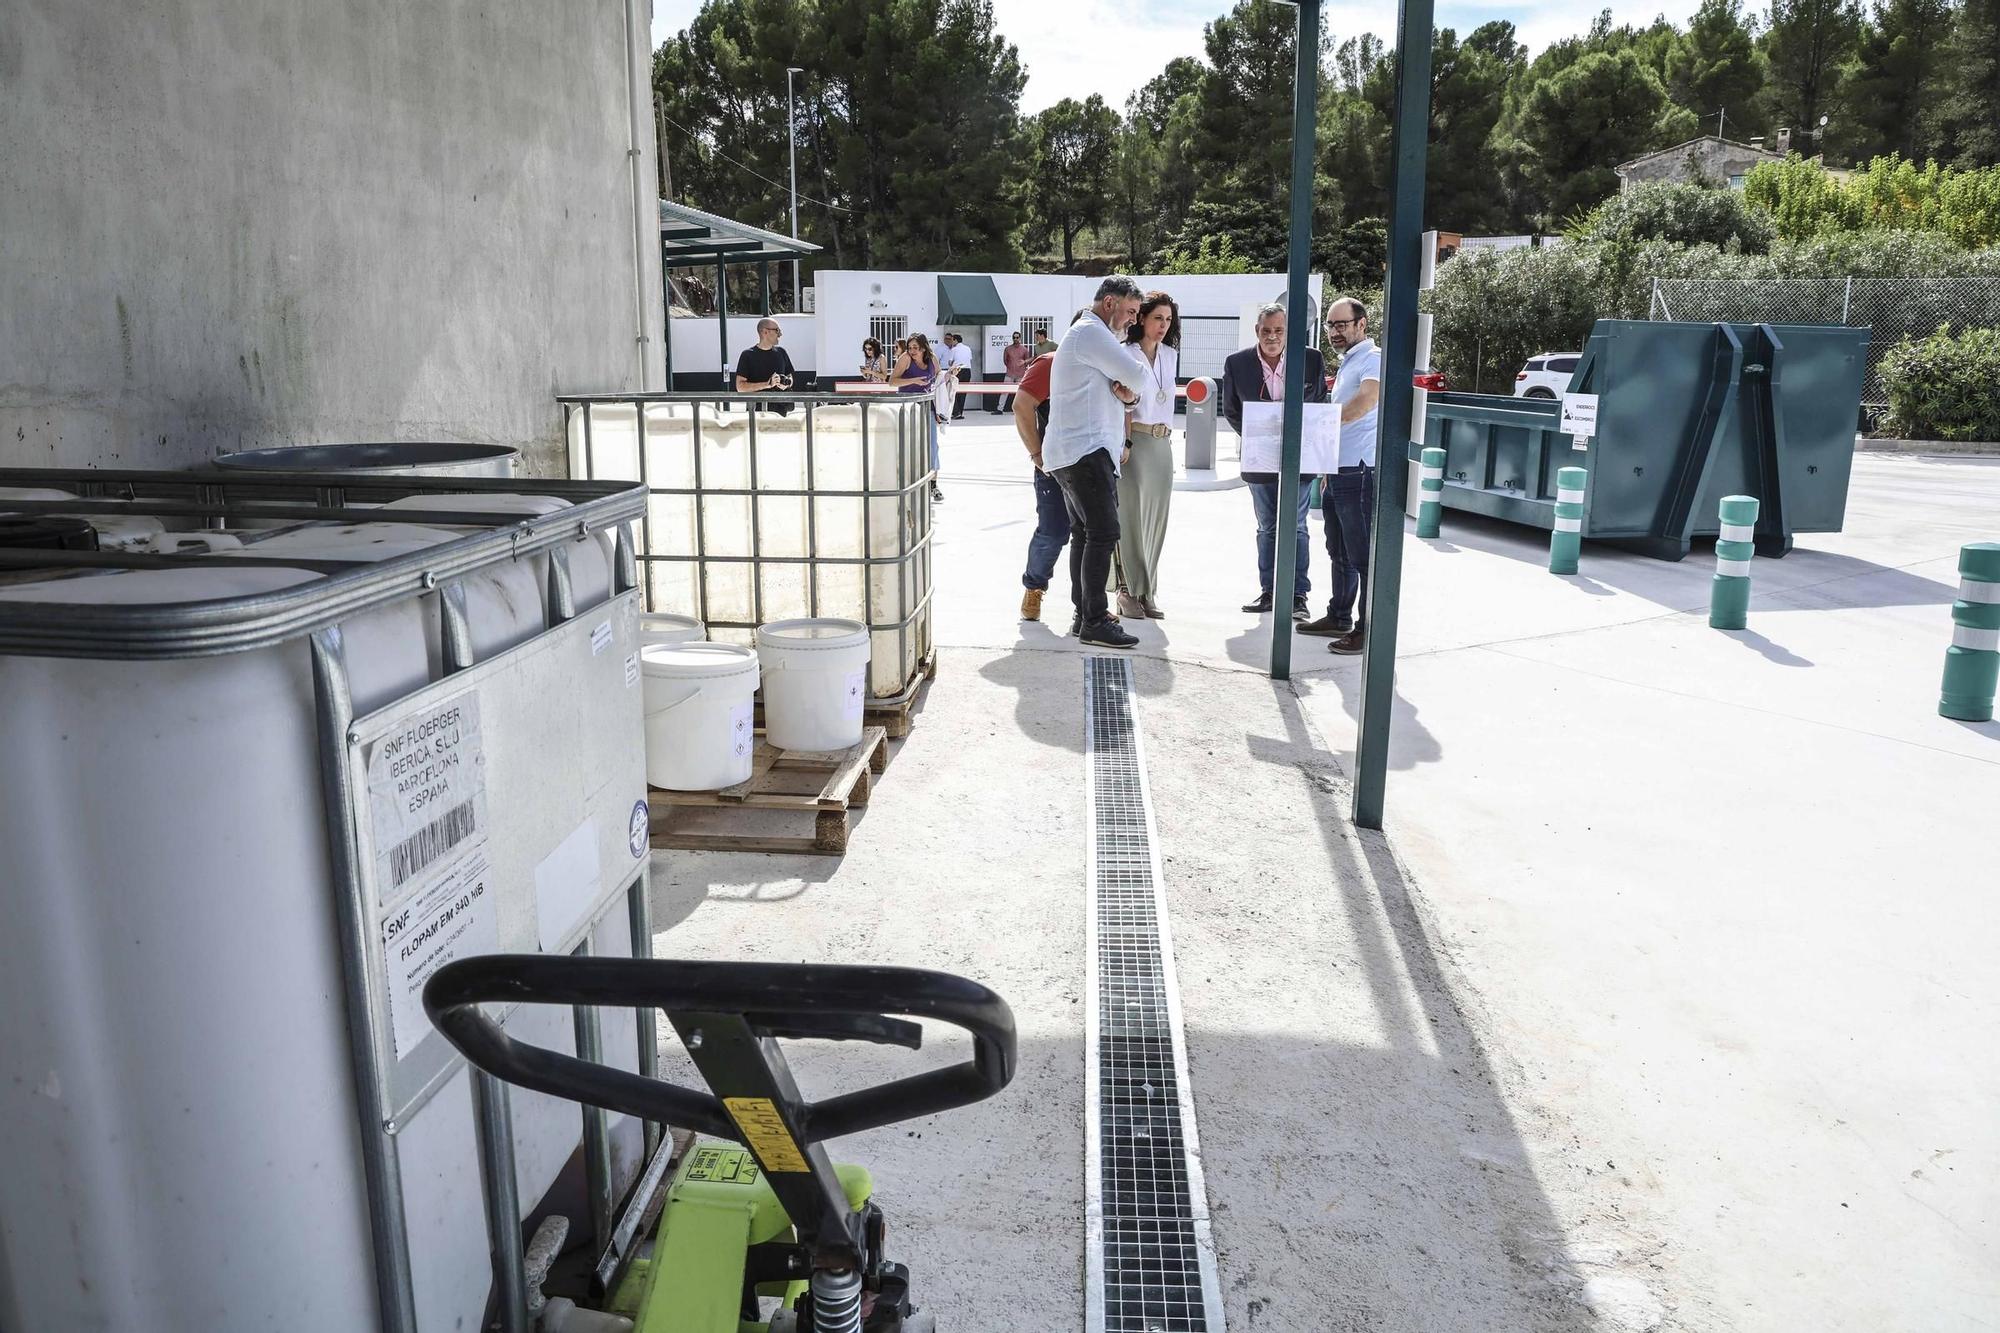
[{"xmin": 1524, "ymin": 387, "xmax": 1556, "ymax": 399}]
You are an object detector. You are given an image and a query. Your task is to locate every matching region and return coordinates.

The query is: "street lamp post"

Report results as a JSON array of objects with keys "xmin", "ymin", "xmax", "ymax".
[{"xmin": 786, "ymin": 66, "xmax": 803, "ymax": 311}]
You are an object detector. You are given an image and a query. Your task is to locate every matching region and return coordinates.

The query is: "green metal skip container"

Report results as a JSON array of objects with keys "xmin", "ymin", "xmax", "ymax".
[{"xmin": 1418, "ymin": 319, "xmax": 1868, "ymax": 560}]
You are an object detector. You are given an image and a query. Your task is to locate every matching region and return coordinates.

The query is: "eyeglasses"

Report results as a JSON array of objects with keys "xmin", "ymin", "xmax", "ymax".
[{"xmin": 1327, "ymin": 318, "xmax": 1362, "ymax": 330}]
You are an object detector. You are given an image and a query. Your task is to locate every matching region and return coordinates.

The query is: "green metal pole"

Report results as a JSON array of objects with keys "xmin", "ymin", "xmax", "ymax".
[
  {"xmin": 1268, "ymin": 0, "xmax": 1319, "ymax": 682},
  {"xmin": 1351, "ymin": 0, "xmax": 1434, "ymax": 830},
  {"xmin": 716, "ymin": 260, "xmax": 729, "ymax": 388}
]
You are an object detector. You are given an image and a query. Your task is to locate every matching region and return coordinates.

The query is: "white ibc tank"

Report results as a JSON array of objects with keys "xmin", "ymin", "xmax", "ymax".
[
  {"xmin": 567, "ymin": 399, "xmax": 931, "ymax": 700},
  {"xmin": 0, "ymin": 510, "xmax": 631, "ymax": 1333}
]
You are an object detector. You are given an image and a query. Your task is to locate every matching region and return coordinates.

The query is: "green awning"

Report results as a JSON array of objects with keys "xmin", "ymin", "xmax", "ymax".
[{"xmin": 937, "ymin": 275, "xmax": 1007, "ymax": 325}]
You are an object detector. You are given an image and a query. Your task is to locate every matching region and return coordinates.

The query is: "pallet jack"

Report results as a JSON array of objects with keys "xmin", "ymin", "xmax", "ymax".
[{"xmin": 425, "ymin": 955, "xmax": 1017, "ymax": 1332}]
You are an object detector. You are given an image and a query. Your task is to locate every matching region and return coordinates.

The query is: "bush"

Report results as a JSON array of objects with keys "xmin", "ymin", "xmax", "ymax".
[
  {"xmin": 1426, "ymin": 245, "xmax": 1603, "ymax": 394},
  {"xmin": 1572, "ymin": 181, "xmax": 1777, "ymax": 254},
  {"xmin": 1153, "ymin": 234, "xmax": 1257, "ymax": 275},
  {"xmin": 1880, "ymin": 327, "xmax": 2000, "ymax": 442},
  {"xmin": 1743, "ymin": 155, "xmax": 2000, "ymax": 248}
]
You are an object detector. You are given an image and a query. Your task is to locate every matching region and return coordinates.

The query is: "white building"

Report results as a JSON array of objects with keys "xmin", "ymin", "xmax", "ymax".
[
  {"xmin": 665, "ymin": 268, "xmax": 1325, "ymax": 390},
  {"xmin": 812, "ymin": 269, "xmax": 1324, "ymax": 385}
]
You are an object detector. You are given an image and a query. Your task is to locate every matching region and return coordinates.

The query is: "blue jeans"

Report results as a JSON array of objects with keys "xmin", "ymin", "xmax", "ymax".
[
  {"xmin": 1022, "ymin": 469, "xmax": 1070, "ymax": 590},
  {"xmin": 1322, "ymin": 466, "xmax": 1374, "ymax": 625},
  {"xmin": 1248, "ymin": 478, "xmax": 1312, "ymax": 600}
]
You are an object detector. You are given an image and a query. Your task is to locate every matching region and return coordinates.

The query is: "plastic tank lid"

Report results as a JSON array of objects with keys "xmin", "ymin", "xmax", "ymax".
[
  {"xmin": 641, "ymin": 612, "xmax": 705, "ymax": 637},
  {"xmin": 755, "ymin": 617, "xmax": 868, "ymax": 652},
  {"xmin": 640, "ymin": 641, "xmax": 760, "ymax": 680}
]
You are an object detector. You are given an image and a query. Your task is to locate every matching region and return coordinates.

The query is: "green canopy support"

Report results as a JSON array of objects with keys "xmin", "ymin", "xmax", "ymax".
[
  {"xmin": 1268, "ymin": 0, "xmax": 1319, "ymax": 681},
  {"xmin": 1351, "ymin": 0, "xmax": 1436, "ymax": 829}
]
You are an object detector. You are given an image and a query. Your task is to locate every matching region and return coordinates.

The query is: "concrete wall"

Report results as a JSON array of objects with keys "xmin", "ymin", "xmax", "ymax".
[
  {"xmin": 668, "ymin": 313, "xmax": 817, "ymax": 386},
  {"xmin": 0, "ymin": 0, "xmax": 662, "ymax": 476}
]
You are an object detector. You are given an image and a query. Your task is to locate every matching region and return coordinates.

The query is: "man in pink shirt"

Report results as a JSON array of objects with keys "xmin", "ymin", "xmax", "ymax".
[{"xmin": 992, "ymin": 330, "xmax": 1031, "ymax": 414}]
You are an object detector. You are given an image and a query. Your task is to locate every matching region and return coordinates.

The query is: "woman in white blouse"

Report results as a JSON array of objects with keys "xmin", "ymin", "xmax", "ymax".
[{"xmin": 1113, "ymin": 291, "xmax": 1180, "ymax": 619}]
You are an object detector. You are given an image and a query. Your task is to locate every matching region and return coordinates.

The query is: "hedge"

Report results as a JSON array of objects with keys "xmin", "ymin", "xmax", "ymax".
[{"xmin": 1881, "ymin": 327, "xmax": 2000, "ymax": 442}]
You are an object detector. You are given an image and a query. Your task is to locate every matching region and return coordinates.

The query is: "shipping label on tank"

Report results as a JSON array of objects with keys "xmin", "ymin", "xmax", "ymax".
[
  {"xmin": 365, "ymin": 692, "xmax": 491, "ymax": 908},
  {"xmin": 730, "ymin": 701, "xmax": 754, "ymax": 760},
  {"xmin": 380, "ymin": 851, "xmax": 497, "ymax": 1060},
  {"xmin": 844, "ymin": 669, "xmax": 866, "ymax": 720}
]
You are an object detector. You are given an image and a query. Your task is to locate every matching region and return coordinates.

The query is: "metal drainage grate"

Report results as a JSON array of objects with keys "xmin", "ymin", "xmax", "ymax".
[{"xmin": 1083, "ymin": 656, "xmax": 1225, "ymax": 1333}]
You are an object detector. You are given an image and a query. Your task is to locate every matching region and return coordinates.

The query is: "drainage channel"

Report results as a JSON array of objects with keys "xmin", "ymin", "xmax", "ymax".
[{"xmin": 1083, "ymin": 656, "xmax": 1226, "ymax": 1333}]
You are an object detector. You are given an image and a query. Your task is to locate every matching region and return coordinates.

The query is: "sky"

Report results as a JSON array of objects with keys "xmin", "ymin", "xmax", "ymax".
[{"xmin": 649, "ymin": 0, "xmax": 1711, "ymax": 115}]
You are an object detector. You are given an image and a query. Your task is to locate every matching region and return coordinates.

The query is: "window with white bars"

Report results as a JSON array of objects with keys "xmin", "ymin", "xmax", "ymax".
[
  {"xmin": 869, "ymin": 315, "xmax": 908, "ymax": 349},
  {"xmin": 1019, "ymin": 316, "xmax": 1053, "ymax": 345}
]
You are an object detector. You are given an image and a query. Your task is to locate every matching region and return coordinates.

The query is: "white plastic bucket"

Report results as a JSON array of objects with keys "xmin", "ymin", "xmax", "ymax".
[
  {"xmin": 755, "ymin": 618, "xmax": 871, "ymax": 753},
  {"xmin": 640, "ymin": 612, "xmax": 705, "ymax": 649},
  {"xmin": 641, "ymin": 643, "xmax": 760, "ymax": 791}
]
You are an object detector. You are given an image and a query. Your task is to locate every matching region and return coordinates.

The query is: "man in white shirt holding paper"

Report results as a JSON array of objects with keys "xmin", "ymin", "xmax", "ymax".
[
  {"xmin": 1300, "ymin": 295, "xmax": 1382, "ymax": 654},
  {"xmin": 1043, "ymin": 277, "xmax": 1147, "ymax": 648}
]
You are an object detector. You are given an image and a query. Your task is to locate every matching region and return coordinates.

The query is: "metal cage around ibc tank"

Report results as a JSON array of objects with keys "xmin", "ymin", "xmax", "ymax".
[{"xmin": 557, "ymin": 393, "xmax": 934, "ymax": 703}]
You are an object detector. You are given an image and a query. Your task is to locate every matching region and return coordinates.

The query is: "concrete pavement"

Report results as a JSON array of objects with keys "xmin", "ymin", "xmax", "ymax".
[{"xmin": 649, "ymin": 417, "xmax": 1998, "ymax": 1331}]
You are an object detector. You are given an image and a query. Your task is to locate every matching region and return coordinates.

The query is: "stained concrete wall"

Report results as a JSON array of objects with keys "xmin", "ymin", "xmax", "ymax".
[{"xmin": 0, "ymin": 0, "xmax": 662, "ymax": 476}]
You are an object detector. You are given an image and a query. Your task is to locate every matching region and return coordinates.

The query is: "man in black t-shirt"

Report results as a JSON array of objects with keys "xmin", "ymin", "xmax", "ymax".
[{"xmin": 733, "ymin": 319, "xmax": 796, "ymax": 414}]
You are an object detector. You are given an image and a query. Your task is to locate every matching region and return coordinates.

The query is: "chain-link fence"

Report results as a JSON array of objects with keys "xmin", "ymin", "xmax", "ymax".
[{"xmin": 1648, "ymin": 276, "xmax": 2000, "ymax": 409}]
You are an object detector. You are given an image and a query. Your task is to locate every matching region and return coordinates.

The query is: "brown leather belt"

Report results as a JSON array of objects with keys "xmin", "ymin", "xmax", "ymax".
[{"xmin": 1129, "ymin": 422, "xmax": 1172, "ymax": 438}]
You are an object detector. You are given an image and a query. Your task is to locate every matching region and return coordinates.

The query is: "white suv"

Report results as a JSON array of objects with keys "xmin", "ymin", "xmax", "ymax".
[{"xmin": 1515, "ymin": 353, "xmax": 1579, "ymax": 399}]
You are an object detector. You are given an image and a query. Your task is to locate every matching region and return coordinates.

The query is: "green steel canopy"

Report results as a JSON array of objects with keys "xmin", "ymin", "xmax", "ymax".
[
  {"xmin": 936, "ymin": 275, "xmax": 1007, "ymax": 325},
  {"xmin": 658, "ymin": 198, "xmax": 819, "ymax": 268}
]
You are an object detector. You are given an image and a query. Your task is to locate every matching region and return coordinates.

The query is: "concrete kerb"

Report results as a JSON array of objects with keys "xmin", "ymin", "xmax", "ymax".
[{"xmin": 1857, "ymin": 436, "xmax": 2000, "ymax": 456}]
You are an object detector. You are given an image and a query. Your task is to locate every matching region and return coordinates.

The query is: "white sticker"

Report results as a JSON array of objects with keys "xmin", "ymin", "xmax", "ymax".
[
  {"xmin": 730, "ymin": 701, "xmax": 754, "ymax": 760},
  {"xmin": 534, "ymin": 818, "xmax": 603, "ymax": 953},
  {"xmin": 843, "ymin": 668, "xmax": 867, "ymax": 720},
  {"xmin": 590, "ymin": 620, "xmax": 613, "ymax": 656},
  {"xmin": 381, "ymin": 850, "xmax": 496, "ymax": 1060},
  {"xmin": 366, "ymin": 693, "xmax": 488, "ymax": 908},
  {"xmin": 1560, "ymin": 392, "xmax": 1599, "ymax": 436},
  {"xmin": 1571, "ymin": 432, "xmax": 1589, "ymax": 451},
  {"xmin": 624, "ymin": 652, "xmax": 640, "ymax": 688}
]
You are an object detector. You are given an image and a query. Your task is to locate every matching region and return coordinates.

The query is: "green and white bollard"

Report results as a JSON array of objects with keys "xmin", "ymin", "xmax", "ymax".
[
  {"xmin": 1709, "ymin": 494, "xmax": 1760, "ymax": 630},
  {"xmin": 1939, "ymin": 541, "xmax": 2000, "ymax": 721},
  {"xmin": 1416, "ymin": 446, "xmax": 1445, "ymax": 539},
  {"xmin": 1548, "ymin": 466, "xmax": 1586, "ymax": 575}
]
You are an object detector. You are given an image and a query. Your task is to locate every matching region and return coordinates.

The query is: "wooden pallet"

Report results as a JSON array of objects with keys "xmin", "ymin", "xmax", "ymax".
[
  {"xmin": 750, "ymin": 654, "xmax": 938, "ymax": 740},
  {"xmin": 866, "ymin": 652, "xmax": 938, "ymax": 739},
  {"xmin": 648, "ymin": 726, "xmax": 890, "ymax": 855}
]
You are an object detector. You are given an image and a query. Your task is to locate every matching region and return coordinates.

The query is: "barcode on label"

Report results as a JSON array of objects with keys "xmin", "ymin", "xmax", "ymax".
[{"xmin": 388, "ymin": 799, "xmax": 477, "ymax": 889}]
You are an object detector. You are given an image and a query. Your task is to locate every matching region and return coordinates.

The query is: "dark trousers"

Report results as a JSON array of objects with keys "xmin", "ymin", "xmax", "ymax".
[
  {"xmin": 952, "ymin": 367, "xmax": 970, "ymax": 418},
  {"xmin": 1322, "ymin": 465, "xmax": 1374, "ymax": 626},
  {"xmin": 1248, "ymin": 478, "xmax": 1312, "ymax": 600},
  {"xmin": 1049, "ymin": 448, "xmax": 1120, "ymax": 626},
  {"xmin": 1022, "ymin": 469, "xmax": 1070, "ymax": 590}
]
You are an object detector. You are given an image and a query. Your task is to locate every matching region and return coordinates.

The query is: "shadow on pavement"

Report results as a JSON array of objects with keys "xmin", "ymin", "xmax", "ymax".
[{"xmin": 1428, "ymin": 508, "xmax": 1959, "ymax": 610}]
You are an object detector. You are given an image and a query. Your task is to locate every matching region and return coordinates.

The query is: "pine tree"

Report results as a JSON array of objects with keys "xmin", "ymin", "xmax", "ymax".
[
  {"xmin": 1935, "ymin": 0, "xmax": 2000, "ymax": 164},
  {"xmin": 1761, "ymin": 0, "xmax": 1864, "ymax": 157},
  {"xmin": 1027, "ymin": 96, "xmax": 1121, "ymax": 266},
  {"xmin": 1843, "ymin": 0, "xmax": 1955, "ymax": 162},
  {"xmin": 1666, "ymin": 0, "xmax": 1770, "ymax": 139}
]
